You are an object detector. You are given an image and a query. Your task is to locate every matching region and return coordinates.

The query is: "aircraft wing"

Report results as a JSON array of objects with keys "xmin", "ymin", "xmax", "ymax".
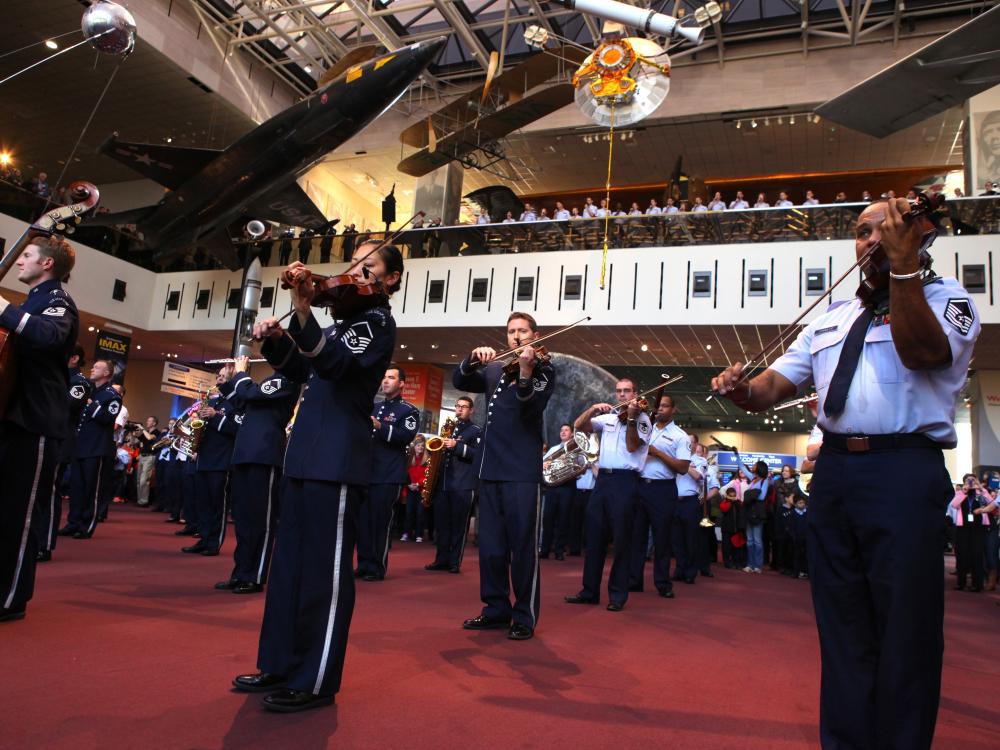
[
  {"xmin": 815, "ymin": 5, "xmax": 1000, "ymax": 138},
  {"xmin": 245, "ymin": 181, "xmax": 330, "ymax": 230},
  {"xmin": 99, "ymin": 135, "xmax": 223, "ymax": 189},
  {"xmin": 398, "ymin": 84, "xmax": 575, "ymax": 177}
]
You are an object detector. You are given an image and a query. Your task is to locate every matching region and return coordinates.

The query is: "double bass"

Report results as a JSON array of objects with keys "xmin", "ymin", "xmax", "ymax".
[{"xmin": 0, "ymin": 182, "xmax": 101, "ymax": 416}]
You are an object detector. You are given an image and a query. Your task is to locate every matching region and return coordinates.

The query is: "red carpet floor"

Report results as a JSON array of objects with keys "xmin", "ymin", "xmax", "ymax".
[{"xmin": 2, "ymin": 505, "xmax": 998, "ymax": 749}]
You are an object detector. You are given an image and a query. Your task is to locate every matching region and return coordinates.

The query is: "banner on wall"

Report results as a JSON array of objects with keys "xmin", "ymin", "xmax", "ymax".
[
  {"xmin": 716, "ymin": 451, "xmax": 799, "ymax": 472},
  {"xmin": 400, "ymin": 363, "xmax": 445, "ymax": 433},
  {"xmin": 94, "ymin": 330, "xmax": 130, "ymax": 384},
  {"xmin": 972, "ymin": 370, "xmax": 1000, "ymax": 467},
  {"xmin": 161, "ymin": 362, "xmax": 217, "ymax": 399}
]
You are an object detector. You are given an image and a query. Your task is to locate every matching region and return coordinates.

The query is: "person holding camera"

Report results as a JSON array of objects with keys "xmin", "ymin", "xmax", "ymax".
[{"xmin": 950, "ymin": 474, "xmax": 995, "ymax": 592}]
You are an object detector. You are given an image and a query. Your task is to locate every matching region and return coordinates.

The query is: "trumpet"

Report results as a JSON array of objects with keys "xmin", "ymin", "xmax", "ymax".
[{"xmin": 773, "ymin": 393, "xmax": 819, "ymax": 411}]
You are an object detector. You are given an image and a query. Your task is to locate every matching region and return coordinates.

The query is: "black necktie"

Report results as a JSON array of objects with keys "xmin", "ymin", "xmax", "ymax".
[{"xmin": 823, "ymin": 307, "xmax": 875, "ymax": 418}]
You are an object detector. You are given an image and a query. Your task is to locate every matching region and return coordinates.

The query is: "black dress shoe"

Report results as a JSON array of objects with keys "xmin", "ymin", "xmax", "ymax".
[
  {"xmin": 361, "ymin": 572, "xmax": 379, "ymax": 581},
  {"xmin": 683, "ymin": 577, "xmax": 695, "ymax": 584},
  {"xmin": 671, "ymin": 574, "xmax": 684, "ymax": 582},
  {"xmin": 0, "ymin": 607, "xmax": 26, "ymax": 623},
  {"xmin": 36, "ymin": 550, "xmax": 52, "ymax": 562},
  {"xmin": 200, "ymin": 547, "xmax": 220, "ymax": 557},
  {"xmin": 658, "ymin": 589, "xmax": 675, "ymax": 599},
  {"xmin": 424, "ymin": 562, "xmax": 450, "ymax": 571},
  {"xmin": 57, "ymin": 526, "xmax": 78, "ymax": 537},
  {"xmin": 233, "ymin": 581, "xmax": 263, "ymax": 594},
  {"xmin": 182, "ymin": 544, "xmax": 206, "ymax": 554},
  {"xmin": 462, "ymin": 614, "xmax": 510, "ymax": 630},
  {"xmin": 627, "ymin": 584, "xmax": 643, "ymax": 592},
  {"xmin": 564, "ymin": 595, "xmax": 598, "ymax": 605},
  {"xmin": 165, "ymin": 517, "xmax": 180, "ymax": 523},
  {"xmin": 215, "ymin": 579, "xmax": 240, "ymax": 591},
  {"xmin": 554, "ymin": 552, "xmax": 565, "ymax": 561},
  {"xmin": 701, "ymin": 570, "xmax": 715, "ymax": 578},
  {"xmin": 72, "ymin": 531, "xmax": 92, "ymax": 539},
  {"xmin": 606, "ymin": 602, "xmax": 624, "ymax": 612},
  {"xmin": 175, "ymin": 527, "xmax": 197, "ymax": 536},
  {"xmin": 232, "ymin": 672, "xmax": 287, "ymax": 693},
  {"xmin": 448, "ymin": 566, "xmax": 460, "ymax": 574},
  {"xmin": 262, "ymin": 689, "xmax": 334, "ymax": 713},
  {"xmin": 508, "ymin": 623, "xmax": 534, "ymax": 640}
]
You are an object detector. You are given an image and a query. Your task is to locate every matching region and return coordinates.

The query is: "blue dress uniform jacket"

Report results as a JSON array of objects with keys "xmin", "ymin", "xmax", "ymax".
[
  {"xmin": 75, "ymin": 383, "xmax": 122, "ymax": 458},
  {"xmin": 229, "ymin": 371, "xmax": 298, "ymax": 467},
  {"xmin": 439, "ymin": 419, "xmax": 481, "ymax": 492},
  {"xmin": 196, "ymin": 382, "xmax": 240, "ymax": 472},
  {"xmin": 452, "ymin": 357, "xmax": 555, "ymax": 482},
  {"xmin": 370, "ymin": 395, "xmax": 420, "ymax": 485},
  {"xmin": 59, "ymin": 368, "xmax": 92, "ymax": 463},
  {"xmin": 261, "ymin": 305, "xmax": 396, "ymax": 484},
  {"xmin": 0, "ymin": 278, "xmax": 78, "ymax": 438}
]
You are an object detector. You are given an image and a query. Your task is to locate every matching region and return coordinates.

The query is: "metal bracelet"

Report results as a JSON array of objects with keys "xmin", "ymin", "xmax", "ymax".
[{"xmin": 889, "ymin": 269, "xmax": 922, "ymax": 280}]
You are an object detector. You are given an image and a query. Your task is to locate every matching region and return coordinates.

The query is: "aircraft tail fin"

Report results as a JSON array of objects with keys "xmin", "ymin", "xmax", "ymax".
[{"xmin": 99, "ymin": 133, "xmax": 222, "ymax": 190}]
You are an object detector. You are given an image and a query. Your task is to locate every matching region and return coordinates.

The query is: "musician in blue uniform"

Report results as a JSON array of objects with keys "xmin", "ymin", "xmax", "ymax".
[
  {"xmin": 673, "ymin": 433, "xmax": 705, "ymax": 583},
  {"xmin": 454, "ymin": 312, "xmax": 555, "ymax": 641},
  {"xmin": 713, "ymin": 198, "xmax": 980, "ymax": 750},
  {"xmin": 61, "ymin": 359, "xmax": 121, "ymax": 539},
  {"xmin": 424, "ymin": 396, "xmax": 480, "ymax": 574},
  {"xmin": 566, "ymin": 379, "xmax": 650, "ymax": 611},
  {"xmin": 215, "ymin": 356, "xmax": 297, "ymax": 594},
  {"xmin": 173, "ymin": 452, "xmax": 198, "ymax": 536},
  {"xmin": 357, "ymin": 366, "xmax": 419, "ymax": 581},
  {"xmin": 540, "ymin": 424, "xmax": 578, "ymax": 561},
  {"xmin": 232, "ymin": 241, "xmax": 401, "ymax": 712},
  {"xmin": 0, "ymin": 235, "xmax": 78, "ymax": 621},
  {"xmin": 628, "ymin": 395, "xmax": 691, "ymax": 598},
  {"xmin": 182, "ymin": 366, "xmax": 239, "ymax": 556},
  {"xmin": 36, "ymin": 345, "xmax": 90, "ymax": 561}
]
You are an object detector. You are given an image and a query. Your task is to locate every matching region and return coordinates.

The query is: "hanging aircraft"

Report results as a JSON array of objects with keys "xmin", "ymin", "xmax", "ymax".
[{"xmin": 89, "ymin": 38, "xmax": 445, "ymax": 269}]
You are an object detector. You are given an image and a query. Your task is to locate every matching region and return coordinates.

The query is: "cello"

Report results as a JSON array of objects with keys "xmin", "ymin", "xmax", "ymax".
[{"xmin": 0, "ymin": 181, "xmax": 101, "ymax": 416}]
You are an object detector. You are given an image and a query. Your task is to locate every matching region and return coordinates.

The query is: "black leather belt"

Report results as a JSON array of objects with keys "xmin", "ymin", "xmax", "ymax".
[
  {"xmin": 822, "ymin": 432, "xmax": 949, "ymax": 453},
  {"xmin": 640, "ymin": 477, "xmax": 673, "ymax": 484},
  {"xmin": 599, "ymin": 468, "xmax": 637, "ymax": 475}
]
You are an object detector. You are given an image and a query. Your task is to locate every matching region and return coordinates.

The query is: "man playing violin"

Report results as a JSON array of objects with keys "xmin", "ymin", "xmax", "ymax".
[
  {"xmin": 454, "ymin": 312, "xmax": 556, "ymax": 641},
  {"xmin": 0, "ymin": 235, "xmax": 79, "ymax": 622},
  {"xmin": 232, "ymin": 240, "xmax": 401, "ymax": 712},
  {"xmin": 712, "ymin": 197, "xmax": 980, "ymax": 750},
  {"xmin": 565, "ymin": 379, "xmax": 651, "ymax": 611}
]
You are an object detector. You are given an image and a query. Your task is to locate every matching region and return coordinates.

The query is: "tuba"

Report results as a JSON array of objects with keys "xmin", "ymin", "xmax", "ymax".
[
  {"xmin": 542, "ymin": 432, "xmax": 596, "ymax": 487},
  {"xmin": 421, "ymin": 418, "xmax": 456, "ymax": 507}
]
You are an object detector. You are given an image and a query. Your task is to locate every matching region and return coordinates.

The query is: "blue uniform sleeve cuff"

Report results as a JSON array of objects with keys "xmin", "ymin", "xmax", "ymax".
[
  {"xmin": 289, "ymin": 313, "xmax": 325, "ymax": 357},
  {"xmin": 0, "ymin": 302, "xmax": 28, "ymax": 333}
]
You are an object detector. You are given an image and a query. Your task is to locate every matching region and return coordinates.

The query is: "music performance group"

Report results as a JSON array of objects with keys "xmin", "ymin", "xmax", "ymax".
[{"xmin": 0, "ymin": 197, "xmax": 982, "ymax": 749}]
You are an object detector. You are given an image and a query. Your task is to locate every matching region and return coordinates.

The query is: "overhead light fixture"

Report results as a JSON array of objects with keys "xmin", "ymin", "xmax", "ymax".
[
  {"xmin": 789, "ymin": 115, "xmax": 796, "ymax": 125},
  {"xmin": 640, "ymin": 343, "xmax": 648, "ymax": 352},
  {"xmin": 0, "ymin": 152, "xmax": 11, "ymax": 165},
  {"xmin": 407, "ymin": 354, "xmax": 414, "ymax": 361},
  {"xmin": 777, "ymin": 116, "xmax": 783, "ymax": 125},
  {"xmin": 750, "ymin": 119, "xmax": 758, "ymax": 128},
  {"xmin": 694, "ymin": 1, "xmax": 723, "ymax": 26},
  {"xmin": 764, "ymin": 117, "xmax": 769, "ymax": 126},
  {"xmin": 136, "ymin": 345, "xmax": 142, "ymax": 350},
  {"xmin": 88, "ymin": 326, "xmax": 95, "ymax": 332},
  {"xmin": 166, "ymin": 137, "xmax": 172, "ymax": 143},
  {"xmin": 303, "ymin": 64, "xmax": 312, "ymax": 73},
  {"xmin": 705, "ymin": 344, "xmax": 712, "ymax": 350},
  {"xmin": 399, "ymin": 343, "xmax": 407, "ymax": 349},
  {"xmin": 735, "ymin": 120, "xmax": 741, "ymax": 129},
  {"xmin": 45, "ymin": 39, "xmax": 58, "ymax": 50},
  {"xmin": 524, "ymin": 24, "xmax": 550, "ymax": 48},
  {"xmin": 430, "ymin": 343, "xmax": 439, "ymax": 349}
]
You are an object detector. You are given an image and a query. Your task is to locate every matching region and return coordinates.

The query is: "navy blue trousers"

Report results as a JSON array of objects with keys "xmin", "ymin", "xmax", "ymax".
[
  {"xmin": 432, "ymin": 488, "xmax": 475, "ymax": 569},
  {"xmin": 628, "ymin": 478, "xmax": 677, "ymax": 593},
  {"xmin": 180, "ymin": 461, "xmax": 197, "ymax": 530},
  {"xmin": 568, "ymin": 488, "xmax": 589, "ymax": 555},
  {"xmin": 0, "ymin": 425, "xmax": 59, "ymax": 613},
  {"xmin": 671, "ymin": 494, "xmax": 700, "ymax": 580},
  {"xmin": 195, "ymin": 470, "xmax": 229, "ymax": 552},
  {"xmin": 808, "ymin": 445, "xmax": 951, "ymax": 750},
  {"xmin": 35, "ymin": 460, "xmax": 68, "ymax": 553},
  {"xmin": 357, "ymin": 483, "xmax": 401, "ymax": 578},
  {"xmin": 257, "ymin": 479, "xmax": 360, "ymax": 696},
  {"xmin": 578, "ymin": 471, "xmax": 638, "ymax": 605},
  {"xmin": 67, "ymin": 455, "xmax": 110, "ymax": 536},
  {"xmin": 540, "ymin": 482, "xmax": 575, "ymax": 556},
  {"xmin": 477, "ymin": 480, "xmax": 541, "ymax": 628},
  {"xmin": 230, "ymin": 464, "xmax": 281, "ymax": 585}
]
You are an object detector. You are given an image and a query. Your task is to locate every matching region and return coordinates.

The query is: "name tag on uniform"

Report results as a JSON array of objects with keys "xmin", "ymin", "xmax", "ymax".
[{"xmin": 967, "ymin": 513, "xmax": 975, "ymax": 523}]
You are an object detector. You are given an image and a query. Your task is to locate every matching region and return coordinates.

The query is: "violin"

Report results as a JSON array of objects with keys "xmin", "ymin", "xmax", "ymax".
[
  {"xmin": 280, "ymin": 264, "xmax": 389, "ymax": 319},
  {"xmin": 617, "ymin": 397, "xmax": 648, "ymax": 423},
  {"xmin": 0, "ymin": 181, "xmax": 101, "ymax": 417},
  {"xmin": 855, "ymin": 192, "xmax": 941, "ymax": 308},
  {"xmin": 501, "ymin": 343, "xmax": 552, "ymax": 377}
]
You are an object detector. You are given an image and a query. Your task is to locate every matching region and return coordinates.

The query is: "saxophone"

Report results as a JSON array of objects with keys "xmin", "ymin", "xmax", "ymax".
[{"xmin": 421, "ymin": 417, "xmax": 456, "ymax": 507}]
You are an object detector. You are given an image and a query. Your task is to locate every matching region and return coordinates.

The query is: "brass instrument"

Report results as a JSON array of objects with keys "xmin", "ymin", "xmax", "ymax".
[
  {"xmin": 542, "ymin": 432, "xmax": 597, "ymax": 487},
  {"xmin": 161, "ymin": 388, "xmax": 214, "ymax": 458},
  {"xmin": 421, "ymin": 418, "xmax": 456, "ymax": 507}
]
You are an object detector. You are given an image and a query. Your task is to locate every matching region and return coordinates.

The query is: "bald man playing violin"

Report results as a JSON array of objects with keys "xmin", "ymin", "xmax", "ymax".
[
  {"xmin": 712, "ymin": 197, "xmax": 979, "ymax": 750},
  {"xmin": 454, "ymin": 312, "xmax": 556, "ymax": 641}
]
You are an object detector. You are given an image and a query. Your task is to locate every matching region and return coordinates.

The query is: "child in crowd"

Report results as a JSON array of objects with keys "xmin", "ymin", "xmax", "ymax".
[
  {"xmin": 790, "ymin": 496, "xmax": 809, "ymax": 579},
  {"xmin": 718, "ymin": 486, "xmax": 746, "ymax": 569}
]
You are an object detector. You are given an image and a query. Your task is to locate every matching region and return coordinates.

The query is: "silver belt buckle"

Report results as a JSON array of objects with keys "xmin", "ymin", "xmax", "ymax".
[{"xmin": 846, "ymin": 436, "xmax": 870, "ymax": 452}]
